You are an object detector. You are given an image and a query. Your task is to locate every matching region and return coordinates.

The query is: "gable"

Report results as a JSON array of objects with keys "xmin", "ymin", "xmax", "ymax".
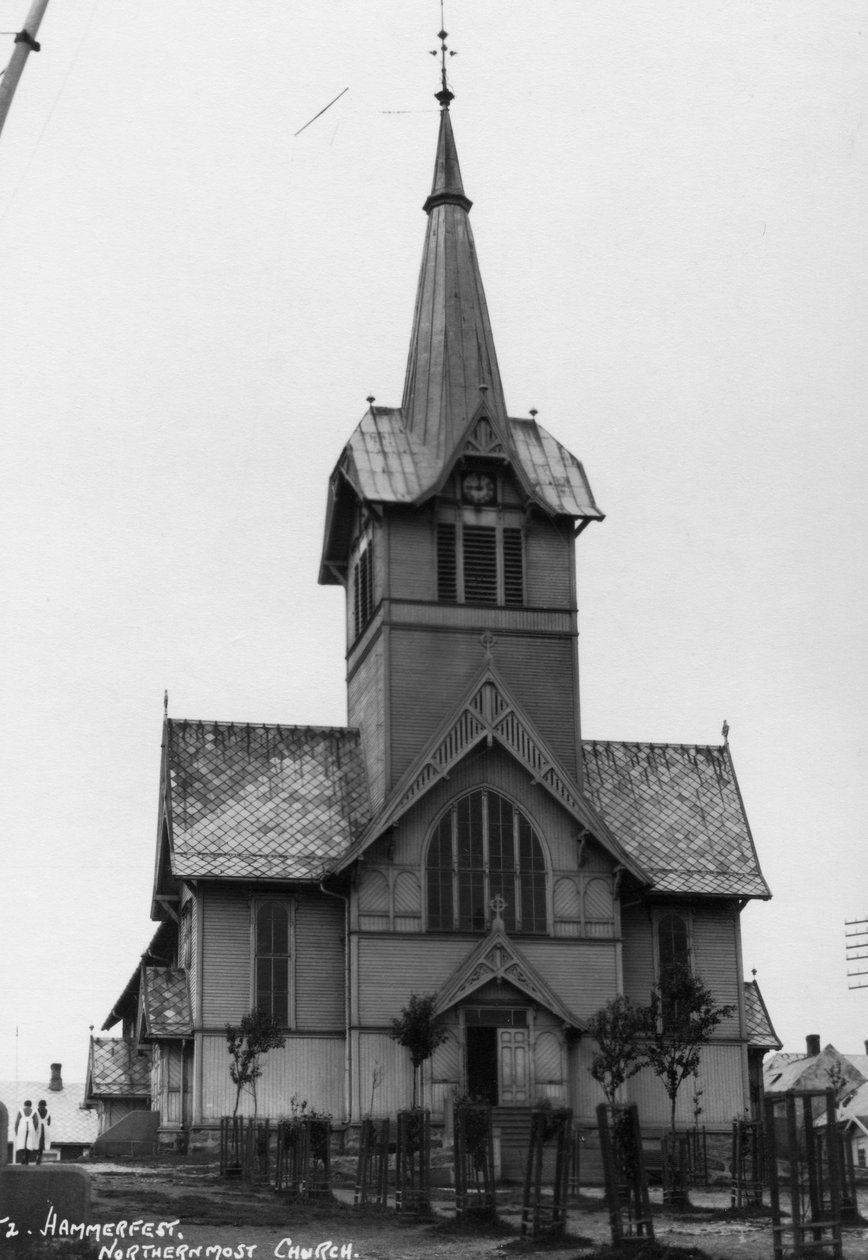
[
  {"xmin": 432, "ymin": 926, "xmax": 584, "ymax": 1029},
  {"xmin": 338, "ymin": 663, "xmax": 643, "ymax": 880}
]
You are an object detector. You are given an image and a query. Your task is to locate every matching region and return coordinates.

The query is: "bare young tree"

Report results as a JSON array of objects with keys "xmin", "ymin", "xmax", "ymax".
[
  {"xmin": 225, "ymin": 1008, "xmax": 287, "ymax": 1117},
  {"xmin": 638, "ymin": 962, "xmax": 735, "ymax": 1135}
]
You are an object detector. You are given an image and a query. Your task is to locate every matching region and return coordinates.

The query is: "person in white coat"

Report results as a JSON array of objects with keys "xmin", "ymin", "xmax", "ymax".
[
  {"xmin": 35, "ymin": 1099, "xmax": 51, "ymax": 1164},
  {"xmin": 13, "ymin": 1100, "xmax": 38, "ymax": 1164}
]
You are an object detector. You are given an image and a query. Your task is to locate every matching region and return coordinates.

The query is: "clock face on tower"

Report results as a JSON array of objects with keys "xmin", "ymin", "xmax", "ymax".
[{"xmin": 461, "ymin": 471, "xmax": 496, "ymax": 505}]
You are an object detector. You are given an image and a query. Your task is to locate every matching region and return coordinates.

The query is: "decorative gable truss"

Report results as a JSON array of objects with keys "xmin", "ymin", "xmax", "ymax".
[
  {"xmin": 462, "ymin": 414, "xmax": 507, "ymax": 459},
  {"xmin": 433, "ymin": 927, "xmax": 583, "ymax": 1029},
  {"xmin": 342, "ymin": 663, "xmax": 646, "ymax": 881}
]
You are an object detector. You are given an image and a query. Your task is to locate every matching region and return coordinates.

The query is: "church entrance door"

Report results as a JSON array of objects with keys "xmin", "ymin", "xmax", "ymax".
[{"xmin": 498, "ymin": 1028, "xmax": 530, "ymax": 1104}]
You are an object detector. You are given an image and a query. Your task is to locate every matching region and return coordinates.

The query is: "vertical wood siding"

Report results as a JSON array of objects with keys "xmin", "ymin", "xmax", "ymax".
[
  {"xmin": 198, "ymin": 1032, "xmax": 345, "ymax": 1121},
  {"xmin": 525, "ymin": 518, "xmax": 572, "ymax": 608},
  {"xmin": 626, "ymin": 1043, "xmax": 747, "ymax": 1127},
  {"xmin": 388, "ymin": 628, "xmax": 579, "ymax": 786},
  {"xmin": 201, "ymin": 886, "xmax": 250, "ymax": 1025},
  {"xmin": 621, "ymin": 904, "xmax": 655, "ymax": 1002},
  {"xmin": 295, "ymin": 891, "xmax": 345, "ymax": 1030},
  {"xmin": 355, "ymin": 936, "xmax": 617, "ymax": 1024},
  {"xmin": 692, "ymin": 904, "xmax": 741, "ymax": 1036},
  {"xmin": 388, "ymin": 511, "xmax": 435, "ymax": 601}
]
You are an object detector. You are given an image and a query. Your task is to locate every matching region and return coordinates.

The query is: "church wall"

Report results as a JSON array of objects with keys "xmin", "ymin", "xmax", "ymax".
[
  {"xmin": 199, "ymin": 884, "xmax": 345, "ymax": 1032},
  {"xmin": 196, "ymin": 1032, "xmax": 345, "ymax": 1123},
  {"xmin": 353, "ymin": 934, "xmax": 618, "ymax": 1026},
  {"xmin": 621, "ymin": 899, "xmax": 743, "ymax": 1040},
  {"xmin": 386, "ymin": 508, "xmax": 435, "ymax": 601},
  {"xmin": 295, "ymin": 891, "xmax": 345, "ymax": 1031},
  {"xmin": 524, "ymin": 515, "xmax": 574, "ymax": 609},
  {"xmin": 201, "ymin": 886, "xmax": 249, "ymax": 1025},
  {"xmin": 347, "ymin": 633, "xmax": 387, "ymax": 810},
  {"xmin": 626, "ymin": 1042, "xmax": 747, "ymax": 1129}
]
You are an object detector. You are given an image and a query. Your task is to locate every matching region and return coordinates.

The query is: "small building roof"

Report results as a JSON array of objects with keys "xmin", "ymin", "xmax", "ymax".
[
  {"xmin": 160, "ymin": 720, "xmax": 371, "ymax": 885},
  {"xmin": 140, "ymin": 967, "xmax": 192, "ymax": 1039},
  {"xmin": 581, "ymin": 740, "xmax": 771, "ymax": 899},
  {"xmin": 743, "ymin": 979, "xmax": 782, "ymax": 1050},
  {"xmin": 1, "ymin": 1076, "xmax": 98, "ymax": 1147},
  {"xmin": 85, "ymin": 1038, "xmax": 151, "ymax": 1102},
  {"xmin": 764, "ymin": 1044, "xmax": 867, "ymax": 1096}
]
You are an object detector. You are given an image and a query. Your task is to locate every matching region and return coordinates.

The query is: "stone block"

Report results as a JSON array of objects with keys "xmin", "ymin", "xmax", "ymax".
[{"xmin": 0, "ymin": 1165, "xmax": 91, "ymax": 1253}]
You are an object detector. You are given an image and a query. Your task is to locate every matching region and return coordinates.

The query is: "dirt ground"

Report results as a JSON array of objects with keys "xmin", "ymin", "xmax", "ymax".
[{"xmin": 66, "ymin": 1159, "xmax": 868, "ymax": 1260}]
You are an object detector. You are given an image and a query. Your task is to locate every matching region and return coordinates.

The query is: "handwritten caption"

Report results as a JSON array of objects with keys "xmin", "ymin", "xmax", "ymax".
[{"xmin": 0, "ymin": 1208, "xmax": 356, "ymax": 1260}]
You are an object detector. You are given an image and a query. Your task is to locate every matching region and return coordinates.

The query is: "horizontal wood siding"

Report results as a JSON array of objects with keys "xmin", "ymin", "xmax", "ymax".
[
  {"xmin": 525, "ymin": 518, "xmax": 573, "ymax": 609},
  {"xmin": 197, "ymin": 1032, "xmax": 345, "ymax": 1122},
  {"xmin": 626, "ymin": 1043, "xmax": 747, "ymax": 1128},
  {"xmin": 295, "ymin": 890, "xmax": 345, "ymax": 1030},
  {"xmin": 347, "ymin": 633, "xmax": 386, "ymax": 810},
  {"xmin": 201, "ymin": 886, "xmax": 250, "ymax": 1025}
]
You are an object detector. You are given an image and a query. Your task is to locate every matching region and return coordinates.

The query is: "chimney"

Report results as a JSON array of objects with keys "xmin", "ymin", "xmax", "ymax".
[
  {"xmin": 806, "ymin": 1035, "xmax": 821, "ymax": 1058},
  {"xmin": 48, "ymin": 1063, "xmax": 63, "ymax": 1092}
]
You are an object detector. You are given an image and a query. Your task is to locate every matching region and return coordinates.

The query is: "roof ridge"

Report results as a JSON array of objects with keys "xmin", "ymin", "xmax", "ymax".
[{"xmin": 583, "ymin": 738, "xmax": 727, "ymax": 753}]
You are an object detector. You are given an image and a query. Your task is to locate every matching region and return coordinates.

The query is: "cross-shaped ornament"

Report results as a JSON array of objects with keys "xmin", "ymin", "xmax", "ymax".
[{"xmin": 490, "ymin": 894, "xmax": 507, "ymax": 931}]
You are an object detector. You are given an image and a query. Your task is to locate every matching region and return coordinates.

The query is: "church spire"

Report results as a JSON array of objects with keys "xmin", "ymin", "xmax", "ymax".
[{"xmin": 401, "ymin": 30, "xmax": 508, "ymax": 466}]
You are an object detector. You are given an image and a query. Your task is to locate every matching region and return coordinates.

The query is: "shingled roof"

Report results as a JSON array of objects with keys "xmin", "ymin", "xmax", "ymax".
[
  {"xmin": 743, "ymin": 979, "xmax": 782, "ymax": 1050},
  {"xmin": 162, "ymin": 721, "xmax": 371, "ymax": 882},
  {"xmin": 140, "ymin": 967, "xmax": 192, "ymax": 1039},
  {"xmin": 85, "ymin": 1038, "xmax": 151, "ymax": 1101},
  {"xmin": 581, "ymin": 740, "xmax": 770, "ymax": 899}
]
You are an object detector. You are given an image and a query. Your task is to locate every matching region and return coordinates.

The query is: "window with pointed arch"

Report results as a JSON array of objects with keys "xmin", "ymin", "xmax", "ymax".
[
  {"xmin": 426, "ymin": 789, "xmax": 548, "ymax": 934},
  {"xmin": 255, "ymin": 900, "xmax": 291, "ymax": 1026}
]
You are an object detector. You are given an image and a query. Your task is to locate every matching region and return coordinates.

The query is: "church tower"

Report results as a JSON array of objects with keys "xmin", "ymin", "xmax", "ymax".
[{"xmin": 319, "ymin": 45, "xmax": 604, "ymax": 812}]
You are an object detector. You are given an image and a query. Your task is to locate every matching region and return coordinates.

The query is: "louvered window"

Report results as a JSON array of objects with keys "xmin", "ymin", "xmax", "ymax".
[
  {"xmin": 437, "ymin": 520, "xmax": 524, "ymax": 606},
  {"xmin": 255, "ymin": 901, "xmax": 291, "ymax": 1026},
  {"xmin": 353, "ymin": 543, "xmax": 374, "ymax": 639},
  {"xmin": 426, "ymin": 789, "xmax": 547, "ymax": 934}
]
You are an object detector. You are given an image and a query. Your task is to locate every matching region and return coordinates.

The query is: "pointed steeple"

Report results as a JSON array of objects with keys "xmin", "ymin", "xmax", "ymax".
[{"xmin": 401, "ymin": 59, "xmax": 507, "ymax": 466}]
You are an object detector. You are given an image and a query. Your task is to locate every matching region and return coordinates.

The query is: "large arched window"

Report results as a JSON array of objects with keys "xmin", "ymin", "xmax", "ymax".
[{"xmin": 426, "ymin": 789, "xmax": 547, "ymax": 934}]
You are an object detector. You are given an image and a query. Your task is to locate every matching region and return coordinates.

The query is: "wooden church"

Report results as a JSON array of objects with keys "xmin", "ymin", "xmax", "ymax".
[{"xmin": 98, "ymin": 56, "xmax": 774, "ymax": 1155}]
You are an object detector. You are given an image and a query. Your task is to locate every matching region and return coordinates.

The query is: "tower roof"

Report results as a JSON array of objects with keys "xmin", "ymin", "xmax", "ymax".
[{"xmin": 401, "ymin": 95, "xmax": 508, "ymax": 463}]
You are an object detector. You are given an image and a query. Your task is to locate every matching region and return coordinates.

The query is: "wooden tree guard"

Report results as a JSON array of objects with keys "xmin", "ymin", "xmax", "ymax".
[
  {"xmin": 731, "ymin": 1118, "xmax": 764, "ymax": 1207},
  {"xmin": 661, "ymin": 1131, "xmax": 692, "ymax": 1206},
  {"xmin": 242, "ymin": 1118, "xmax": 272, "ymax": 1183},
  {"xmin": 597, "ymin": 1103, "xmax": 654, "ymax": 1245},
  {"xmin": 354, "ymin": 1117, "xmax": 390, "ymax": 1207},
  {"xmin": 219, "ymin": 1115, "xmax": 243, "ymax": 1176},
  {"xmin": 395, "ymin": 1109, "xmax": 431, "ymax": 1216},
  {"xmin": 568, "ymin": 1126, "xmax": 585, "ymax": 1197},
  {"xmin": 454, "ymin": 1103, "xmax": 496, "ymax": 1217},
  {"xmin": 764, "ymin": 1089, "xmax": 844, "ymax": 1260},
  {"xmin": 686, "ymin": 1125, "xmax": 708, "ymax": 1185},
  {"xmin": 274, "ymin": 1117, "xmax": 332, "ymax": 1201},
  {"xmin": 520, "ymin": 1107, "xmax": 572, "ymax": 1238}
]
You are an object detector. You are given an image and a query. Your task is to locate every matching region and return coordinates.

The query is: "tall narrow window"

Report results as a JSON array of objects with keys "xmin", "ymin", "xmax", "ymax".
[
  {"xmin": 353, "ymin": 542, "xmax": 374, "ymax": 638},
  {"xmin": 657, "ymin": 912, "xmax": 690, "ymax": 1030},
  {"xmin": 256, "ymin": 901, "xmax": 290, "ymax": 1025},
  {"xmin": 426, "ymin": 789, "xmax": 547, "ymax": 934}
]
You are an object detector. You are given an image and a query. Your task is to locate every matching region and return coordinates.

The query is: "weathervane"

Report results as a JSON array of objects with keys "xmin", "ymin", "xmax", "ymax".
[{"xmin": 430, "ymin": 4, "xmax": 457, "ymax": 107}]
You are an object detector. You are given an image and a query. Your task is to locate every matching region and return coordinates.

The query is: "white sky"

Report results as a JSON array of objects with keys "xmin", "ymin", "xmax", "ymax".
[{"xmin": 0, "ymin": 1, "xmax": 866, "ymax": 1090}]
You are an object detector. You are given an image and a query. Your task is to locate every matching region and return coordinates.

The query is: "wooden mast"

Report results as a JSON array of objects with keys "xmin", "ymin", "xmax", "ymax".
[{"xmin": 0, "ymin": 0, "xmax": 51, "ymax": 142}]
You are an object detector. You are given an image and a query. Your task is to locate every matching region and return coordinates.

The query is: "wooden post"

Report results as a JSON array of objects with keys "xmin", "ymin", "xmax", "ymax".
[{"xmin": 0, "ymin": 0, "xmax": 51, "ymax": 141}]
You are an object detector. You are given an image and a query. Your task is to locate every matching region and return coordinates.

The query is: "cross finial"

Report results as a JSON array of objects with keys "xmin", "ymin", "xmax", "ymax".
[
  {"xmin": 722, "ymin": 718, "xmax": 730, "ymax": 744},
  {"xmin": 163, "ymin": 689, "xmax": 169, "ymax": 716},
  {"xmin": 490, "ymin": 895, "xmax": 507, "ymax": 930},
  {"xmin": 430, "ymin": 4, "xmax": 457, "ymax": 107}
]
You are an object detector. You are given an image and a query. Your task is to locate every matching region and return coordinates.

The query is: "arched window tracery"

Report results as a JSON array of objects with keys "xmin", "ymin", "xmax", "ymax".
[{"xmin": 426, "ymin": 789, "xmax": 547, "ymax": 934}]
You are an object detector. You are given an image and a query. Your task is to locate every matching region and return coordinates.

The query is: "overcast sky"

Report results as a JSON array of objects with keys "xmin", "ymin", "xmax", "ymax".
[{"xmin": 1, "ymin": 1, "xmax": 866, "ymax": 1090}]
